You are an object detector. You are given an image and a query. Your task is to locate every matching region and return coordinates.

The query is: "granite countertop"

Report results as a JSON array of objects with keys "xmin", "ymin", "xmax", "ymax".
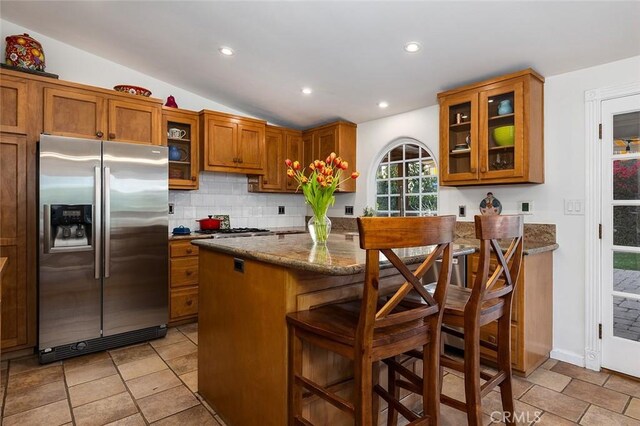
[{"xmin": 192, "ymin": 233, "xmax": 476, "ymax": 276}]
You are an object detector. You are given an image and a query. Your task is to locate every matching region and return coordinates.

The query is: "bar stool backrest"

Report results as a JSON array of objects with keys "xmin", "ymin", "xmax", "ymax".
[
  {"xmin": 356, "ymin": 216, "xmax": 456, "ymax": 348},
  {"xmin": 468, "ymin": 215, "xmax": 524, "ymax": 317}
]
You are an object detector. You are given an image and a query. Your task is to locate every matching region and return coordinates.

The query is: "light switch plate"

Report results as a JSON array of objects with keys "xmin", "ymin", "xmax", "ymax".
[
  {"xmin": 458, "ymin": 205, "xmax": 466, "ymax": 218},
  {"xmin": 564, "ymin": 199, "xmax": 584, "ymax": 215},
  {"xmin": 518, "ymin": 201, "xmax": 533, "ymax": 215}
]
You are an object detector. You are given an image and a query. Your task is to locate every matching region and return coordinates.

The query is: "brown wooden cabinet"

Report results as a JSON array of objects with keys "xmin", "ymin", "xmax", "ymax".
[
  {"xmin": 0, "ymin": 76, "xmax": 27, "ymax": 134},
  {"xmin": 169, "ymin": 240, "xmax": 199, "ymax": 325},
  {"xmin": 43, "ymin": 86, "xmax": 161, "ymax": 145},
  {"xmin": 0, "ymin": 133, "xmax": 29, "ymax": 350},
  {"xmin": 199, "ymin": 110, "xmax": 266, "ymax": 175},
  {"xmin": 438, "ymin": 69, "xmax": 544, "ymax": 186},
  {"xmin": 302, "ymin": 121, "xmax": 357, "ymax": 192},
  {"xmin": 249, "ymin": 125, "xmax": 304, "ymax": 193},
  {"xmin": 467, "ymin": 250, "xmax": 553, "ymax": 376},
  {"xmin": 164, "ymin": 107, "xmax": 199, "ymax": 190}
]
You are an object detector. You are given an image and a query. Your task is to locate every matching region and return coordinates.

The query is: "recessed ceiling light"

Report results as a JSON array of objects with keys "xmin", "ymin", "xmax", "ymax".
[
  {"xmin": 378, "ymin": 101, "xmax": 389, "ymax": 109},
  {"xmin": 219, "ymin": 46, "xmax": 234, "ymax": 56},
  {"xmin": 301, "ymin": 87, "xmax": 312, "ymax": 95},
  {"xmin": 403, "ymin": 42, "xmax": 421, "ymax": 53}
]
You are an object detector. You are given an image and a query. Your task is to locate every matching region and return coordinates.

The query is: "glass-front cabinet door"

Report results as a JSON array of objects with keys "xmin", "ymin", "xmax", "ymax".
[
  {"xmin": 440, "ymin": 93, "xmax": 478, "ymax": 182},
  {"xmin": 479, "ymin": 80, "xmax": 525, "ymax": 180},
  {"xmin": 163, "ymin": 108, "xmax": 199, "ymax": 190}
]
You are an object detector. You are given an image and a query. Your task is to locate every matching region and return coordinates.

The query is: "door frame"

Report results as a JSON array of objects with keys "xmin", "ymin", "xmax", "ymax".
[{"xmin": 584, "ymin": 81, "xmax": 640, "ymax": 371}]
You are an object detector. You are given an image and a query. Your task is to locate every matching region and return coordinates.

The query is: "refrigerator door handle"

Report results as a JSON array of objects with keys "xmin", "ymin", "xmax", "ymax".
[
  {"xmin": 104, "ymin": 166, "xmax": 111, "ymax": 278},
  {"xmin": 43, "ymin": 204, "xmax": 51, "ymax": 254},
  {"xmin": 94, "ymin": 166, "xmax": 102, "ymax": 279}
]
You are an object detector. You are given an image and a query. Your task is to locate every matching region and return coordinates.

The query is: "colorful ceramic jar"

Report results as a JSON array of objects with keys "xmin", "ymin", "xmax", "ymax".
[{"xmin": 5, "ymin": 33, "xmax": 46, "ymax": 71}]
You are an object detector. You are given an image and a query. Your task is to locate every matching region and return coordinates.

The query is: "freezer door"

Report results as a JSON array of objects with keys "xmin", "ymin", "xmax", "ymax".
[
  {"xmin": 39, "ymin": 135, "xmax": 102, "ymax": 350},
  {"xmin": 102, "ymin": 141, "xmax": 168, "ymax": 336}
]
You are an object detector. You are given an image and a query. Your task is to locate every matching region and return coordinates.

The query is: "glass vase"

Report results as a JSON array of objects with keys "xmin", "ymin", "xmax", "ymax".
[{"xmin": 308, "ymin": 214, "xmax": 332, "ymax": 244}]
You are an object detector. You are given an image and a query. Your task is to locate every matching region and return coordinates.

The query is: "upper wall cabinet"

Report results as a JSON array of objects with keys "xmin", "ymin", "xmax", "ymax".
[
  {"xmin": 303, "ymin": 121, "xmax": 357, "ymax": 192},
  {"xmin": 43, "ymin": 86, "xmax": 162, "ymax": 145},
  {"xmin": 164, "ymin": 107, "xmax": 199, "ymax": 190},
  {"xmin": 0, "ymin": 76, "xmax": 27, "ymax": 134},
  {"xmin": 248, "ymin": 125, "xmax": 303, "ymax": 193},
  {"xmin": 438, "ymin": 69, "xmax": 544, "ymax": 186},
  {"xmin": 199, "ymin": 110, "xmax": 266, "ymax": 175}
]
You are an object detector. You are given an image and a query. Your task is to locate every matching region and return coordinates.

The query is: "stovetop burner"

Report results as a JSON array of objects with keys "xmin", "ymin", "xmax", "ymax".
[{"xmin": 195, "ymin": 227, "xmax": 271, "ymax": 235}]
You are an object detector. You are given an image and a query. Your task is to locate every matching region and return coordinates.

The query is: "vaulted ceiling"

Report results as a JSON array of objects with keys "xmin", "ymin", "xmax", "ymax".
[{"xmin": 2, "ymin": 1, "xmax": 639, "ymax": 129}]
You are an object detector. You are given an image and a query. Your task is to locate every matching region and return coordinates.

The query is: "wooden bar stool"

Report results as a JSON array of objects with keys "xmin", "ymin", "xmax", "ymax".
[
  {"xmin": 387, "ymin": 215, "xmax": 524, "ymax": 426},
  {"xmin": 286, "ymin": 215, "xmax": 456, "ymax": 425}
]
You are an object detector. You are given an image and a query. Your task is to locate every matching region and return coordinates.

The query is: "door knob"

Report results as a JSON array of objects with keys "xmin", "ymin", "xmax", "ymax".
[
  {"xmin": 238, "ymin": 158, "xmax": 243, "ymax": 164},
  {"xmin": 191, "ymin": 176, "xmax": 196, "ymax": 181},
  {"xmin": 186, "ymin": 270, "xmax": 193, "ymax": 276},
  {"xmin": 96, "ymin": 131, "xmax": 104, "ymax": 138},
  {"xmin": 108, "ymin": 133, "xmax": 116, "ymax": 140},
  {"xmin": 186, "ymin": 300, "xmax": 193, "ymax": 306},
  {"xmin": 186, "ymin": 248, "xmax": 193, "ymax": 254}
]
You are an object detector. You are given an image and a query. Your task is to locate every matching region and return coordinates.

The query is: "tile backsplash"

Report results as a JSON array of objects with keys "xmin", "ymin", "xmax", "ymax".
[{"xmin": 169, "ymin": 172, "xmax": 307, "ymax": 231}]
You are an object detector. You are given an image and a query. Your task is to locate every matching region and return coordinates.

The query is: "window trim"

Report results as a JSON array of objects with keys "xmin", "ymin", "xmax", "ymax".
[{"xmin": 368, "ymin": 137, "xmax": 439, "ymax": 217}]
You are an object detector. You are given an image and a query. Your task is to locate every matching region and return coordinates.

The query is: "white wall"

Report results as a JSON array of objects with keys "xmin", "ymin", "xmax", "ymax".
[{"xmin": 338, "ymin": 55, "xmax": 640, "ymax": 365}]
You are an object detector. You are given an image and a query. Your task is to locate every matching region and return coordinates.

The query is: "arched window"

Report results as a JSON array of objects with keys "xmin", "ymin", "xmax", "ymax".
[{"xmin": 373, "ymin": 140, "xmax": 438, "ymax": 217}]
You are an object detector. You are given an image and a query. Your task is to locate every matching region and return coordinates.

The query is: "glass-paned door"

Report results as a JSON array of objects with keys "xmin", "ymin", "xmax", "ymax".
[{"xmin": 601, "ymin": 94, "xmax": 640, "ymax": 378}]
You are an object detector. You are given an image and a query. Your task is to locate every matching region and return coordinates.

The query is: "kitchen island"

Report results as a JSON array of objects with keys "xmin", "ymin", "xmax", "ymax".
[{"xmin": 192, "ymin": 233, "xmax": 475, "ymax": 426}]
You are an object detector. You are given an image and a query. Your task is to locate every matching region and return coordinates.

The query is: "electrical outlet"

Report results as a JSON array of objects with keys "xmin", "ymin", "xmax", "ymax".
[
  {"xmin": 519, "ymin": 201, "xmax": 533, "ymax": 215},
  {"xmin": 278, "ymin": 206, "xmax": 285, "ymax": 215},
  {"xmin": 458, "ymin": 205, "xmax": 466, "ymax": 218},
  {"xmin": 345, "ymin": 206, "xmax": 354, "ymax": 215},
  {"xmin": 168, "ymin": 203, "xmax": 174, "ymax": 214}
]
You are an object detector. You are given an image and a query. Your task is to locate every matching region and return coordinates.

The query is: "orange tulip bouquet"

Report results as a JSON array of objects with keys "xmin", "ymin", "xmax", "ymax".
[{"xmin": 285, "ymin": 152, "xmax": 359, "ymax": 244}]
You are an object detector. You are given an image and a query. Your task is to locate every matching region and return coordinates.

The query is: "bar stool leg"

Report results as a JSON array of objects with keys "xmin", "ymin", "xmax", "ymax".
[
  {"xmin": 386, "ymin": 359, "xmax": 398, "ymax": 426},
  {"xmin": 463, "ymin": 323, "xmax": 483, "ymax": 426},
  {"xmin": 372, "ymin": 361, "xmax": 380, "ymax": 426},
  {"xmin": 497, "ymin": 313, "xmax": 516, "ymax": 426},
  {"xmin": 288, "ymin": 326, "xmax": 303, "ymax": 425},
  {"xmin": 354, "ymin": 352, "xmax": 374, "ymax": 426},
  {"xmin": 423, "ymin": 339, "xmax": 440, "ymax": 425}
]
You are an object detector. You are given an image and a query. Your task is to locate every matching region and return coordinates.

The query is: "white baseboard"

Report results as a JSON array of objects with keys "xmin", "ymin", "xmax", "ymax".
[{"xmin": 550, "ymin": 349, "xmax": 585, "ymax": 367}]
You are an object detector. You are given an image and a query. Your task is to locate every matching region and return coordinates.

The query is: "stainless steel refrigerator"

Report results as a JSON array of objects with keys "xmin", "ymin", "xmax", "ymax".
[{"xmin": 38, "ymin": 134, "xmax": 168, "ymax": 363}]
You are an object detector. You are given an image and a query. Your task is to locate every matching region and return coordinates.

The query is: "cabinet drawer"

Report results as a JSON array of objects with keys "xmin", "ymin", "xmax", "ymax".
[
  {"xmin": 170, "ymin": 257, "xmax": 198, "ymax": 287},
  {"xmin": 170, "ymin": 288, "xmax": 198, "ymax": 320},
  {"xmin": 170, "ymin": 241, "xmax": 199, "ymax": 258},
  {"xmin": 479, "ymin": 321, "xmax": 520, "ymax": 364}
]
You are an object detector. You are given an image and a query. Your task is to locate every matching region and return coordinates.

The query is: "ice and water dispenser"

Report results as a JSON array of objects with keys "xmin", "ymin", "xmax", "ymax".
[{"xmin": 44, "ymin": 204, "xmax": 93, "ymax": 252}]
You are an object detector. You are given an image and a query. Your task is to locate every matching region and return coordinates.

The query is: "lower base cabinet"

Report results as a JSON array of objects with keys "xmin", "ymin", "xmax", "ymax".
[
  {"xmin": 467, "ymin": 250, "xmax": 553, "ymax": 376},
  {"xmin": 168, "ymin": 240, "xmax": 199, "ymax": 325}
]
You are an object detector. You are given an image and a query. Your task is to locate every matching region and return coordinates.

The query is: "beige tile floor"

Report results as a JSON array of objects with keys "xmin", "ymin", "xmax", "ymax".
[{"xmin": 1, "ymin": 323, "xmax": 640, "ymax": 425}]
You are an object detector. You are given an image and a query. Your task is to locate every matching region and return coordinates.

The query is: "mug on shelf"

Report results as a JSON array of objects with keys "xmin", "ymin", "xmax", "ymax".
[{"xmin": 168, "ymin": 128, "xmax": 187, "ymax": 139}]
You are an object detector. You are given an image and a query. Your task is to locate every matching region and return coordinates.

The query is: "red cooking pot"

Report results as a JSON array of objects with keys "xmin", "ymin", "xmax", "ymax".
[{"xmin": 196, "ymin": 215, "xmax": 221, "ymax": 230}]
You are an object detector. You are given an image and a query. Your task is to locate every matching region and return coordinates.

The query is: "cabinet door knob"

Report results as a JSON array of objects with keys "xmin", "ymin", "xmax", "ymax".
[
  {"xmin": 96, "ymin": 131, "xmax": 104, "ymax": 138},
  {"xmin": 232, "ymin": 158, "xmax": 238, "ymax": 163},
  {"xmin": 108, "ymin": 133, "xmax": 116, "ymax": 140},
  {"xmin": 471, "ymin": 167, "xmax": 477, "ymax": 173},
  {"xmin": 481, "ymin": 166, "xmax": 487, "ymax": 173},
  {"xmin": 186, "ymin": 248, "xmax": 193, "ymax": 254},
  {"xmin": 238, "ymin": 158, "xmax": 243, "ymax": 164},
  {"xmin": 263, "ymin": 180, "xmax": 268, "ymax": 184},
  {"xmin": 191, "ymin": 176, "xmax": 196, "ymax": 181},
  {"xmin": 186, "ymin": 270, "xmax": 193, "ymax": 276},
  {"xmin": 186, "ymin": 300, "xmax": 193, "ymax": 306}
]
